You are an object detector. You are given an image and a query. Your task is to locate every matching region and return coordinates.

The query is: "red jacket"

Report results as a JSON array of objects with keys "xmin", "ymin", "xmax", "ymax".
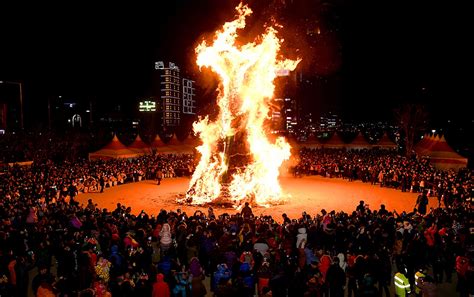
[
  {"xmin": 319, "ymin": 255, "xmax": 332, "ymax": 280},
  {"xmin": 152, "ymin": 274, "xmax": 170, "ymax": 297},
  {"xmin": 424, "ymin": 225, "xmax": 437, "ymax": 247},
  {"xmin": 456, "ymin": 256, "xmax": 469, "ymax": 277}
]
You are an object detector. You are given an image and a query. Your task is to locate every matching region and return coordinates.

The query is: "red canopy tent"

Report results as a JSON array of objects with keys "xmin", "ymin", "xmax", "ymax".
[
  {"xmin": 128, "ymin": 134, "xmax": 151, "ymax": 154},
  {"xmin": 323, "ymin": 132, "xmax": 346, "ymax": 148},
  {"xmin": 419, "ymin": 135, "xmax": 468, "ymax": 170},
  {"xmin": 89, "ymin": 135, "xmax": 143, "ymax": 160},
  {"xmin": 299, "ymin": 133, "xmax": 322, "ymax": 149},
  {"xmin": 156, "ymin": 134, "xmax": 194, "ymax": 154},
  {"xmin": 347, "ymin": 132, "xmax": 372, "ymax": 150},
  {"xmin": 375, "ymin": 132, "xmax": 397, "ymax": 149},
  {"xmin": 414, "ymin": 134, "xmax": 436, "ymax": 155},
  {"xmin": 166, "ymin": 134, "xmax": 180, "ymax": 146},
  {"xmin": 151, "ymin": 134, "xmax": 166, "ymax": 148}
]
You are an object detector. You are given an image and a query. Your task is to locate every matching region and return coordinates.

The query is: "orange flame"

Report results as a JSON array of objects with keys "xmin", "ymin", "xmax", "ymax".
[{"xmin": 184, "ymin": 3, "xmax": 300, "ymax": 207}]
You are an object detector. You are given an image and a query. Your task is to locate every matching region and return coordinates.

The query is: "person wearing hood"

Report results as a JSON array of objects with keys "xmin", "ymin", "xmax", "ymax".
[
  {"xmin": 212, "ymin": 263, "xmax": 231, "ymax": 292},
  {"xmin": 109, "ymin": 245, "xmax": 124, "ymax": 275},
  {"xmin": 253, "ymin": 237, "xmax": 269, "ymax": 256},
  {"xmin": 326, "ymin": 256, "xmax": 346, "ymax": 297},
  {"xmin": 188, "ymin": 257, "xmax": 203, "ymax": 278},
  {"xmin": 152, "ymin": 273, "xmax": 170, "ymax": 297},
  {"xmin": 337, "ymin": 253, "xmax": 348, "ymax": 272},
  {"xmin": 296, "ymin": 227, "xmax": 307, "ymax": 248},
  {"xmin": 160, "ymin": 223, "xmax": 172, "ymax": 252},
  {"xmin": 191, "ymin": 271, "xmax": 207, "ymax": 297}
]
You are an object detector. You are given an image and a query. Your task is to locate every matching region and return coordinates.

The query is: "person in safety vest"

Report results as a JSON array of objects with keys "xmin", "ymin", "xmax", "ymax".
[
  {"xmin": 414, "ymin": 267, "xmax": 427, "ymax": 296},
  {"xmin": 394, "ymin": 265, "xmax": 411, "ymax": 297}
]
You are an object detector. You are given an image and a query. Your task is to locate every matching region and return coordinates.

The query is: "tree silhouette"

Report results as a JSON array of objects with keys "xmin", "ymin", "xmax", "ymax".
[{"xmin": 395, "ymin": 104, "xmax": 428, "ymax": 156}]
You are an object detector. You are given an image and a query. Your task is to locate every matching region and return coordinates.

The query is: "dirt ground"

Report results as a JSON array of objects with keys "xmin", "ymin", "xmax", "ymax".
[{"xmin": 77, "ymin": 175, "xmax": 438, "ymax": 221}]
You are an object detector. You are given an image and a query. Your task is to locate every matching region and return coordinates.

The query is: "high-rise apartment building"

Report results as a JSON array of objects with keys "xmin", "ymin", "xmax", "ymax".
[
  {"xmin": 182, "ymin": 78, "xmax": 196, "ymax": 114},
  {"xmin": 155, "ymin": 61, "xmax": 181, "ymax": 127}
]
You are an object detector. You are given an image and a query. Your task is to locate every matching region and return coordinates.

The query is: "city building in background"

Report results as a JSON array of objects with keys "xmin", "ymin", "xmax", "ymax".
[
  {"xmin": 318, "ymin": 112, "xmax": 342, "ymax": 132},
  {"xmin": 272, "ymin": 68, "xmax": 299, "ymax": 134},
  {"xmin": 284, "ymin": 97, "xmax": 299, "ymax": 134},
  {"xmin": 270, "ymin": 98, "xmax": 285, "ymax": 133},
  {"xmin": 139, "ymin": 100, "xmax": 157, "ymax": 112},
  {"xmin": 155, "ymin": 61, "xmax": 181, "ymax": 127},
  {"xmin": 300, "ymin": 112, "xmax": 316, "ymax": 135},
  {"xmin": 48, "ymin": 96, "xmax": 92, "ymax": 129},
  {"xmin": 182, "ymin": 78, "xmax": 196, "ymax": 114}
]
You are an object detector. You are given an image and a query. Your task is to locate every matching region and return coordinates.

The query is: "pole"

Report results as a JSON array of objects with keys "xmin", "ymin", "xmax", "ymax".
[
  {"xmin": 48, "ymin": 97, "xmax": 51, "ymax": 130},
  {"xmin": 19, "ymin": 82, "xmax": 23, "ymax": 130},
  {"xmin": 89, "ymin": 100, "xmax": 93, "ymax": 126}
]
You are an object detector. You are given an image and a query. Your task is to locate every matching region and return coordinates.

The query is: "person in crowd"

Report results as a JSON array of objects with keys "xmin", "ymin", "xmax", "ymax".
[
  {"xmin": 241, "ymin": 202, "xmax": 253, "ymax": 220},
  {"xmin": 156, "ymin": 168, "xmax": 164, "ymax": 185},
  {"xmin": 326, "ymin": 256, "xmax": 346, "ymax": 297},
  {"xmin": 152, "ymin": 273, "xmax": 170, "ymax": 297},
  {"xmin": 415, "ymin": 190, "xmax": 429, "ymax": 215}
]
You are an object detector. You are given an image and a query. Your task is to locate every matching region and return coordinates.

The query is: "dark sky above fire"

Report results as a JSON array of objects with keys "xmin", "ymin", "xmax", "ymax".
[{"xmin": 0, "ymin": 0, "xmax": 469, "ymax": 123}]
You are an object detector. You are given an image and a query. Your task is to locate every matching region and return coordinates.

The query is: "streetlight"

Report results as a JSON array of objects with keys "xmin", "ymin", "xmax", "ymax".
[{"xmin": 0, "ymin": 80, "xmax": 23, "ymax": 130}]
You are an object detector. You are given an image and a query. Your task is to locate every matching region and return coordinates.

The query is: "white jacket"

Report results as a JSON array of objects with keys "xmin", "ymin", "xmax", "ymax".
[{"xmin": 296, "ymin": 227, "xmax": 307, "ymax": 248}]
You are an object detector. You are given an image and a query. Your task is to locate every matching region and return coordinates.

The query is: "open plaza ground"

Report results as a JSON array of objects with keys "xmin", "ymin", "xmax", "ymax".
[{"xmin": 77, "ymin": 175, "xmax": 439, "ymax": 221}]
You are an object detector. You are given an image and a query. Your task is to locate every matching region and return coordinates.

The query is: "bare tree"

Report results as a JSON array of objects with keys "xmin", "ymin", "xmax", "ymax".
[{"xmin": 395, "ymin": 104, "xmax": 428, "ymax": 156}]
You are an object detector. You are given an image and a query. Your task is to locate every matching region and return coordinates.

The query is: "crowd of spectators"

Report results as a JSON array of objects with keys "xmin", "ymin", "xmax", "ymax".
[
  {"xmin": 0, "ymin": 144, "xmax": 473, "ymax": 296},
  {"xmin": 1, "ymin": 153, "xmax": 194, "ymax": 202},
  {"xmin": 295, "ymin": 148, "xmax": 472, "ymax": 208}
]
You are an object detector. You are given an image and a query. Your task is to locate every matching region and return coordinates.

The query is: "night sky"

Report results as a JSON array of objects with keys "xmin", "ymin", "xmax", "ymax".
[{"xmin": 0, "ymin": 0, "xmax": 470, "ymax": 126}]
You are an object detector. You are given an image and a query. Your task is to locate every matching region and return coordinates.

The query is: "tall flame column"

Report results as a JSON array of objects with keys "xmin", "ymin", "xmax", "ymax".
[{"xmin": 182, "ymin": 4, "xmax": 300, "ymax": 207}]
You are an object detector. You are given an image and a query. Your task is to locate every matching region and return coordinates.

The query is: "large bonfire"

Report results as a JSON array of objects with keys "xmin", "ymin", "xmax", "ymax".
[{"xmin": 180, "ymin": 4, "xmax": 300, "ymax": 207}]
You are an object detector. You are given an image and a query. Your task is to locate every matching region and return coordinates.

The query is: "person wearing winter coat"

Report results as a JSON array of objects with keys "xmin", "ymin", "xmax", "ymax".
[
  {"xmin": 212, "ymin": 264, "xmax": 231, "ymax": 292},
  {"xmin": 326, "ymin": 256, "xmax": 346, "ymax": 297},
  {"xmin": 189, "ymin": 257, "xmax": 203, "ymax": 278},
  {"xmin": 191, "ymin": 274, "xmax": 207, "ymax": 297},
  {"xmin": 337, "ymin": 253, "xmax": 348, "ymax": 272},
  {"xmin": 173, "ymin": 271, "xmax": 191, "ymax": 297},
  {"xmin": 160, "ymin": 223, "xmax": 173, "ymax": 251},
  {"xmin": 296, "ymin": 227, "xmax": 308, "ymax": 248},
  {"xmin": 152, "ymin": 273, "xmax": 170, "ymax": 297}
]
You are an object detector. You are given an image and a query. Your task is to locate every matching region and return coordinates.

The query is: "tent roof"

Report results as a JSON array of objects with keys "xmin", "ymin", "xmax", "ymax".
[
  {"xmin": 347, "ymin": 132, "xmax": 371, "ymax": 148},
  {"xmin": 324, "ymin": 132, "xmax": 345, "ymax": 147},
  {"xmin": 167, "ymin": 134, "xmax": 181, "ymax": 145},
  {"xmin": 375, "ymin": 132, "xmax": 397, "ymax": 148},
  {"xmin": 416, "ymin": 134, "xmax": 468, "ymax": 170},
  {"xmin": 101, "ymin": 135, "xmax": 128, "ymax": 150},
  {"xmin": 128, "ymin": 134, "xmax": 149, "ymax": 149},
  {"xmin": 299, "ymin": 133, "xmax": 321, "ymax": 148},
  {"xmin": 89, "ymin": 149, "xmax": 143, "ymax": 160},
  {"xmin": 414, "ymin": 134, "xmax": 436, "ymax": 154},
  {"xmin": 89, "ymin": 134, "xmax": 143, "ymax": 159},
  {"xmin": 151, "ymin": 134, "xmax": 166, "ymax": 147}
]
